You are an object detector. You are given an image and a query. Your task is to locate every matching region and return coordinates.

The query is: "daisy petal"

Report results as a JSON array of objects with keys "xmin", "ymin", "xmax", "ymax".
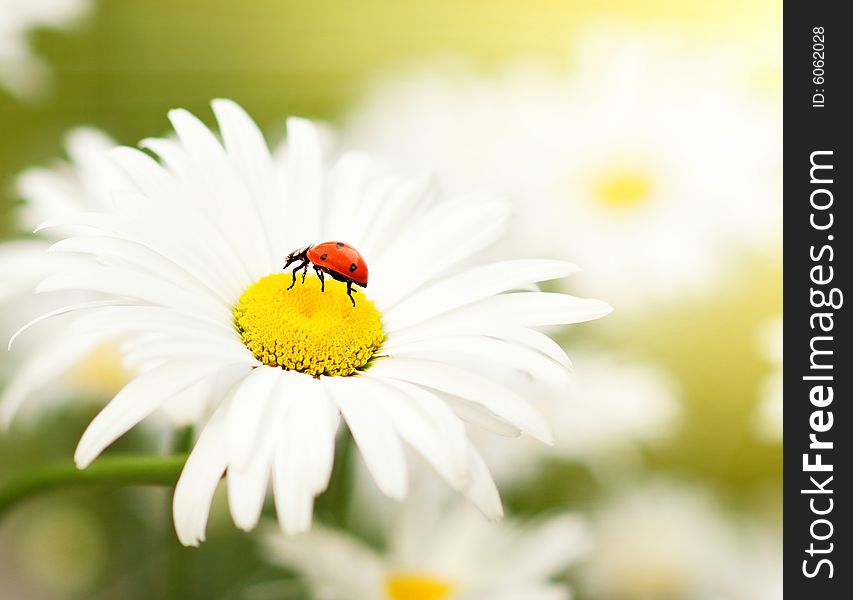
[
  {"xmin": 380, "ymin": 335, "xmax": 570, "ymax": 386},
  {"xmin": 173, "ymin": 403, "xmax": 229, "ymax": 547},
  {"xmin": 465, "ymin": 442, "xmax": 504, "ymax": 520},
  {"xmin": 272, "ymin": 374, "xmax": 339, "ymax": 534},
  {"xmin": 283, "ymin": 117, "xmax": 325, "ymax": 245},
  {"xmin": 360, "ymin": 375, "xmax": 470, "ymax": 487},
  {"xmin": 369, "ymin": 199, "xmax": 512, "ymax": 306},
  {"xmin": 74, "ymin": 360, "xmax": 226, "ymax": 467},
  {"xmin": 0, "ymin": 333, "xmax": 105, "ymax": 428},
  {"xmin": 386, "ymin": 293, "xmax": 613, "ymax": 342},
  {"xmin": 442, "ymin": 395, "xmax": 522, "ymax": 437},
  {"xmin": 368, "ymin": 358, "xmax": 552, "ymax": 444},
  {"xmin": 211, "ymin": 98, "xmax": 281, "ymax": 262},
  {"xmin": 225, "ymin": 366, "xmax": 282, "ymax": 470},
  {"xmin": 381, "ymin": 259, "xmax": 579, "ymax": 327},
  {"xmin": 324, "ymin": 376, "xmax": 408, "ymax": 500}
]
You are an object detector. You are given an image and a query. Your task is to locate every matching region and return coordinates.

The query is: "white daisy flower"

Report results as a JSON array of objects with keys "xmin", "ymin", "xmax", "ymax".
[
  {"xmin": 0, "ymin": 0, "xmax": 91, "ymax": 99},
  {"xmin": 472, "ymin": 350, "xmax": 680, "ymax": 482},
  {"xmin": 0, "ymin": 128, "xmax": 135, "ymax": 425},
  {"xmin": 727, "ymin": 527, "xmax": 782, "ymax": 600},
  {"xmin": 580, "ymin": 481, "xmax": 747, "ymax": 600},
  {"xmin": 754, "ymin": 316, "xmax": 782, "ymax": 441},
  {"xmin": 266, "ymin": 490, "xmax": 591, "ymax": 600},
  {"xmin": 343, "ymin": 26, "xmax": 781, "ymax": 309},
  {"xmin": 21, "ymin": 99, "xmax": 611, "ymax": 544}
]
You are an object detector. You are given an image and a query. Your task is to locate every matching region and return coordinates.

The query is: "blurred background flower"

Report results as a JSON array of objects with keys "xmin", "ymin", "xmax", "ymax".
[
  {"xmin": 1, "ymin": 1, "xmax": 781, "ymax": 599},
  {"xmin": 754, "ymin": 316, "xmax": 783, "ymax": 441},
  {"xmin": 343, "ymin": 24, "xmax": 781, "ymax": 310},
  {"xmin": 0, "ymin": 0, "xmax": 91, "ymax": 99},
  {"xmin": 0, "ymin": 127, "xmax": 131, "ymax": 427},
  {"xmin": 266, "ymin": 486, "xmax": 591, "ymax": 600}
]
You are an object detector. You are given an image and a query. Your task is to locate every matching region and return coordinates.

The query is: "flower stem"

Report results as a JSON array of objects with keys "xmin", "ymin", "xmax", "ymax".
[{"xmin": 0, "ymin": 454, "xmax": 189, "ymax": 517}]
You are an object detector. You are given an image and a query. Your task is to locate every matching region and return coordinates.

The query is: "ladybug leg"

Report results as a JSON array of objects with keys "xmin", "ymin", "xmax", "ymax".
[
  {"xmin": 346, "ymin": 280, "xmax": 357, "ymax": 306},
  {"xmin": 287, "ymin": 259, "xmax": 307, "ymax": 290},
  {"xmin": 300, "ymin": 261, "xmax": 310, "ymax": 284},
  {"xmin": 314, "ymin": 266, "xmax": 326, "ymax": 292}
]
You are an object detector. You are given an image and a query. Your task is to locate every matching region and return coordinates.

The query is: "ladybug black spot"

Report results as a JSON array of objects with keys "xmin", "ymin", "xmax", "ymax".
[
  {"xmin": 320, "ymin": 254, "xmax": 328, "ymax": 261},
  {"xmin": 336, "ymin": 242, "xmax": 345, "ymax": 249},
  {"xmin": 349, "ymin": 263, "xmax": 358, "ymax": 272}
]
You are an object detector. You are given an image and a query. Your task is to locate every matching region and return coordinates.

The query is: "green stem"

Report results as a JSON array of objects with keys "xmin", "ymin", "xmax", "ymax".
[
  {"xmin": 0, "ymin": 454, "xmax": 189, "ymax": 517},
  {"xmin": 166, "ymin": 429, "xmax": 196, "ymax": 600}
]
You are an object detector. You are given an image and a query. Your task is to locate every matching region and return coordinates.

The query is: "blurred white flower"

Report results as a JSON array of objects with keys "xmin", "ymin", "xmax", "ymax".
[
  {"xmin": 580, "ymin": 481, "xmax": 780, "ymax": 600},
  {"xmin": 754, "ymin": 316, "xmax": 782, "ymax": 441},
  {"xmin": 0, "ymin": 0, "xmax": 91, "ymax": 99},
  {"xmin": 0, "ymin": 128, "xmax": 135, "ymax": 426},
  {"xmin": 25, "ymin": 99, "xmax": 610, "ymax": 544},
  {"xmin": 726, "ymin": 526, "xmax": 782, "ymax": 600},
  {"xmin": 266, "ymin": 491, "xmax": 591, "ymax": 600},
  {"xmin": 473, "ymin": 350, "xmax": 680, "ymax": 482},
  {"xmin": 344, "ymin": 25, "xmax": 781, "ymax": 310}
]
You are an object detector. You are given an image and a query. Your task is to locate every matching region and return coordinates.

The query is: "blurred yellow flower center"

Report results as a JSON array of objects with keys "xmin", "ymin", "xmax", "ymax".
[
  {"xmin": 386, "ymin": 574, "xmax": 452, "ymax": 600},
  {"xmin": 595, "ymin": 168, "xmax": 653, "ymax": 209},
  {"xmin": 615, "ymin": 563, "xmax": 688, "ymax": 599},
  {"xmin": 66, "ymin": 342, "xmax": 131, "ymax": 394},
  {"xmin": 233, "ymin": 273, "xmax": 383, "ymax": 377}
]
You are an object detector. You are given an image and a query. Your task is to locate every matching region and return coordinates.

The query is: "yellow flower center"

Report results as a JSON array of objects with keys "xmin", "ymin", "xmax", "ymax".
[
  {"xmin": 595, "ymin": 168, "xmax": 654, "ymax": 210},
  {"xmin": 386, "ymin": 574, "xmax": 453, "ymax": 600},
  {"xmin": 65, "ymin": 341, "xmax": 131, "ymax": 395},
  {"xmin": 233, "ymin": 273, "xmax": 383, "ymax": 377}
]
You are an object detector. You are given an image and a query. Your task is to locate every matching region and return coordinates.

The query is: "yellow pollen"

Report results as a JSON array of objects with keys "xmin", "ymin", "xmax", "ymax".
[
  {"xmin": 233, "ymin": 273, "xmax": 383, "ymax": 377},
  {"xmin": 65, "ymin": 341, "xmax": 131, "ymax": 395},
  {"xmin": 386, "ymin": 574, "xmax": 453, "ymax": 600},
  {"xmin": 595, "ymin": 168, "xmax": 654, "ymax": 209}
]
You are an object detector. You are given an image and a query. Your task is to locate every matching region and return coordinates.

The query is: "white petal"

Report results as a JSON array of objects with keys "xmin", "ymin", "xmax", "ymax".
[
  {"xmin": 74, "ymin": 360, "xmax": 227, "ymax": 467},
  {"xmin": 323, "ymin": 153, "xmax": 378, "ymax": 241},
  {"xmin": 272, "ymin": 374, "xmax": 339, "ymax": 534},
  {"xmin": 225, "ymin": 366, "xmax": 282, "ymax": 470},
  {"xmin": 382, "ymin": 259, "xmax": 579, "ymax": 327},
  {"xmin": 442, "ymin": 395, "xmax": 522, "ymax": 437},
  {"xmin": 211, "ymin": 98, "xmax": 281, "ymax": 262},
  {"xmin": 71, "ymin": 305, "xmax": 236, "ymax": 341},
  {"xmin": 173, "ymin": 402, "xmax": 229, "ymax": 546},
  {"xmin": 464, "ymin": 442, "xmax": 504, "ymax": 520},
  {"xmin": 48, "ymin": 235, "xmax": 232, "ymax": 306},
  {"xmin": 283, "ymin": 117, "xmax": 325, "ymax": 245},
  {"xmin": 227, "ymin": 396, "xmax": 279, "ymax": 532},
  {"xmin": 367, "ymin": 358, "xmax": 552, "ymax": 444},
  {"xmin": 8, "ymin": 299, "xmax": 126, "ymax": 350},
  {"xmin": 384, "ymin": 325, "xmax": 572, "ymax": 370},
  {"xmin": 369, "ymin": 199, "xmax": 511, "ymax": 307},
  {"xmin": 0, "ymin": 333, "xmax": 105, "ymax": 427},
  {"xmin": 347, "ymin": 175, "xmax": 436, "ymax": 261},
  {"xmin": 386, "ymin": 293, "xmax": 613, "ymax": 341},
  {"xmin": 108, "ymin": 145, "xmax": 179, "ymax": 207},
  {"xmin": 0, "ymin": 240, "xmax": 52, "ymax": 301},
  {"xmin": 38, "ymin": 266, "xmax": 230, "ymax": 322},
  {"xmin": 16, "ymin": 169, "xmax": 89, "ymax": 225},
  {"xmin": 359, "ymin": 375, "xmax": 470, "ymax": 487},
  {"xmin": 122, "ymin": 338, "xmax": 252, "ymax": 371},
  {"xmin": 167, "ymin": 108, "xmax": 272, "ymax": 278},
  {"xmin": 379, "ymin": 335, "xmax": 570, "ymax": 387},
  {"xmin": 324, "ymin": 376, "xmax": 408, "ymax": 500}
]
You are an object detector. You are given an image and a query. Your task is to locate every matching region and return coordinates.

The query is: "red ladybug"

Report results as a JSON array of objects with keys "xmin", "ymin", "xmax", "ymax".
[{"xmin": 283, "ymin": 241, "xmax": 369, "ymax": 305}]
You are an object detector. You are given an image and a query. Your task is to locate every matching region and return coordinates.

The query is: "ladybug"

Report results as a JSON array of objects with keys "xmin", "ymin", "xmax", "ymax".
[{"xmin": 283, "ymin": 241, "xmax": 368, "ymax": 306}]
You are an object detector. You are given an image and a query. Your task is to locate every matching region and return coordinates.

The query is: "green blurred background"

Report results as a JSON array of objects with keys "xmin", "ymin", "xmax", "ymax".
[{"xmin": 1, "ymin": 1, "xmax": 781, "ymax": 598}]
